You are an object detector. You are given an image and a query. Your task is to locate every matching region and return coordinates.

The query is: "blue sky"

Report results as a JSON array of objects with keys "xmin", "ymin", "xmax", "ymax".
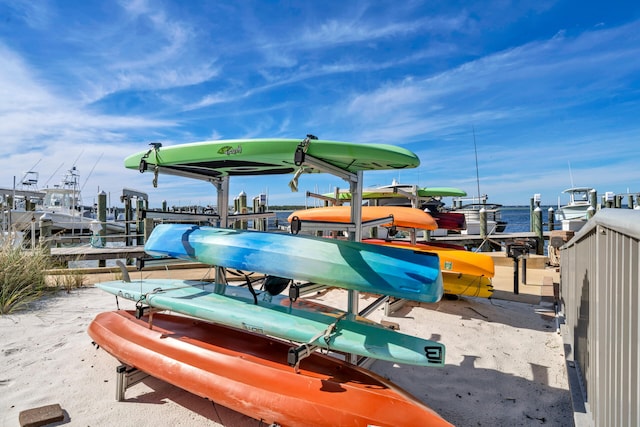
[{"xmin": 1, "ymin": 1, "xmax": 639, "ymax": 208}]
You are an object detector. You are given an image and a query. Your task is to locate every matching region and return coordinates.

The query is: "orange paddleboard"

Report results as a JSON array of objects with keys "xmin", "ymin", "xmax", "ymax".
[
  {"xmin": 289, "ymin": 205, "xmax": 437, "ymax": 230},
  {"xmin": 88, "ymin": 310, "xmax": 453, "ymax": 427}
]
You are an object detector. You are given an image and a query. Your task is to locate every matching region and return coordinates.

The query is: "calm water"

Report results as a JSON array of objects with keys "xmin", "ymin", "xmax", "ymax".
[{"xmin": 500, "ymin": 206, "xmax": 556, "ymax": 233}]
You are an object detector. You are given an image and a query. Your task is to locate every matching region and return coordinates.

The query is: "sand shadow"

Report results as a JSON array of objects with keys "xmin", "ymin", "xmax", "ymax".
[
  {"xmin": 410, "ymin": 295, "xmax": 557, "ymax": 333},
  {"xmin": 120, "ymin": 376, "xmax": 260, "ymax": 426},
  {"xmin": 371, "ymin": 356, "xmax": 574, "ymax": 426}
]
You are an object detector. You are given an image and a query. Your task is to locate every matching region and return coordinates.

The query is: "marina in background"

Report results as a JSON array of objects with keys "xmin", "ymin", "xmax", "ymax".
[{"xmin": 19, "ymin": 196, "xmax": 637, "ymax": 269}]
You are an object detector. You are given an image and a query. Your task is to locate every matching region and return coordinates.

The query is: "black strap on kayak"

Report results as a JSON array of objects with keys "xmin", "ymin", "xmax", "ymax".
[
  {"xmin": 244, "ymin": 274, "xmax": 259, "ymax": 305},
  {"xmin": 227, "ymin": 268, "xmax": 257, "ymax": 279}
]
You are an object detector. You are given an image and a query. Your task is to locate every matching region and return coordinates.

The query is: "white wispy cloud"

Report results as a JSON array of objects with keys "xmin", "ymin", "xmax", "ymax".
[
  {"xmin": 47, "ymin": 1, "xmax": 222, "ymax": 103},
  {"xmin": 0, "ymin": 33, "xmax": 180, "ymax": 194},
  {"xmin": 336, "ymin": 20, "xmax": 640, "ymax": 141},
  {"xmin": 0, "ymin": 44, "xmax": 59, "ymax": 113}
]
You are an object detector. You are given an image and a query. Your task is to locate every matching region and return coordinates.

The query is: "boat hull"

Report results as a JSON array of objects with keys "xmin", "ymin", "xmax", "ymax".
[
  {"xmin": 144, "ymin": 224, "xmax": 444, "ymax": 303},
  {"xmin": 88, "ymin": 310, "xmax": 453, "ymax": 427},
  {"xmin": 461, "ymin": 220, "xmax": 498, "ymax": 235},
  {"xmin": 430, "ymin": 211, "xmax": 467, "ymax": 230},
  {"xmin": 556, "ymin": 205, "xmax": 591, "ymax": 221}
]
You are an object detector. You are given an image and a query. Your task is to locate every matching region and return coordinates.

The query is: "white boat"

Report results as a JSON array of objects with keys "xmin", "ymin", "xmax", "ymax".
[
  {"xmin": 4, "ymin": 168, "xmax": 125, "ymax": 235},
  {"xmin": 316, "ymin": 180, "xmax": 469, "ymax": 234},
  {"xmin": 555, "ymin": 187, "xmax": 596, "ymax": 221},
  {"xmin": 451, "ymin": 194, "xmax": 506, "ymax": 235},
  {"xmin": 554, "ymin": 187, "xmax": 597, "ymax": 232}
]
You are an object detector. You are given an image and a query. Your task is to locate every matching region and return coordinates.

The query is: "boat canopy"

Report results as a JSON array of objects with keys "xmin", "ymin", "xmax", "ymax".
[
  {"xmin": 323, "ymin": 186, "xmax": 467, "ymax": 201},
  {"xmin": 562, "ymin": 187, "xmax": 595, "ymax": 193}
]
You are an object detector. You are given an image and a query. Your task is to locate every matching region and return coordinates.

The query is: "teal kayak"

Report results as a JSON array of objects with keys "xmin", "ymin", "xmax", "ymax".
[{"xmin": 97, "ymin": 279, "xmax": 445, "ymax": 367}]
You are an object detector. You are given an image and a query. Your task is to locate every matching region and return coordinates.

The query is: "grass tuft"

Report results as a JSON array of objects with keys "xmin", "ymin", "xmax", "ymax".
[
  {"xmin": 51, "ymin": 267, "xmax": 86, "ymax": 293},
  {"xmin": 0, "ymin": 240, "xmax": 51, "ymax": 314}
]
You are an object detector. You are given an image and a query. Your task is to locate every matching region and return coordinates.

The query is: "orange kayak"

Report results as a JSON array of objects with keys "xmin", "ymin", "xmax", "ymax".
[
  {"xmin": 364, "ymin": 239, "xmax": 495, "ymax": 298},
  {"xmin": 88, "ymin": 310, "xmax": 453, "ymax": 427},
  {"xmin": 289, "ymin": 205, "xmax": 438, "ymax": 230}
]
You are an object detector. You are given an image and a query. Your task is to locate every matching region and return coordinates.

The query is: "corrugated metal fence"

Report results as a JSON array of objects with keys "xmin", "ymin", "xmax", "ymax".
[{"xmin": 560, "ymin": 209, "xmax": 640, "ymax": 426}]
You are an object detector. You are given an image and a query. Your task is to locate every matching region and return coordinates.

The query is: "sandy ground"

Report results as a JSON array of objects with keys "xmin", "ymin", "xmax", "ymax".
[{"xmin": 1, "ymin": 263, "xmax": 573, "ymax": 427}]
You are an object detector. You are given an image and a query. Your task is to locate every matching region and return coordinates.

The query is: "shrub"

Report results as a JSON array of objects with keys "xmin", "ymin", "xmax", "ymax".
[{"xmin": 0, "ymin": 241, "xmax": 51, "ymax": 314}]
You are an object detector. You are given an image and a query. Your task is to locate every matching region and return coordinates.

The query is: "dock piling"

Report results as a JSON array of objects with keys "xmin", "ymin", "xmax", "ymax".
[
  {"xmin": 38, "ymin": 214, "xmax": 52, "ymax": 254},
  {"xmin": 506, "ymin": 242, "xmax": 532, "ymax": 294},
  {"xmin": 98, "ymin": 191, "xmax": 107, "ymax": 267},
  {"xmin": 479, "ymin": 208, "xmax": 489, "ymax": 252},
  {"xmin": 533, "ymin": 207, "xmax": 543, "ymax": 255}
]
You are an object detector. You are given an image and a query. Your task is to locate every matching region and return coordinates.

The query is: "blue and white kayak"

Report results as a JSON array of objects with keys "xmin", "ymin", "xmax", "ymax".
[{"xmin": 144, "ymin": 224, "xmax": 443, "ymax": 303}]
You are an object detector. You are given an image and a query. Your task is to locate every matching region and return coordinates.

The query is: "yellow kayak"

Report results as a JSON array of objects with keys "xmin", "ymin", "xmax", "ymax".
[{"xmin": 364, "ymin": 239, "xmax": 495, "ymax": 298}]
